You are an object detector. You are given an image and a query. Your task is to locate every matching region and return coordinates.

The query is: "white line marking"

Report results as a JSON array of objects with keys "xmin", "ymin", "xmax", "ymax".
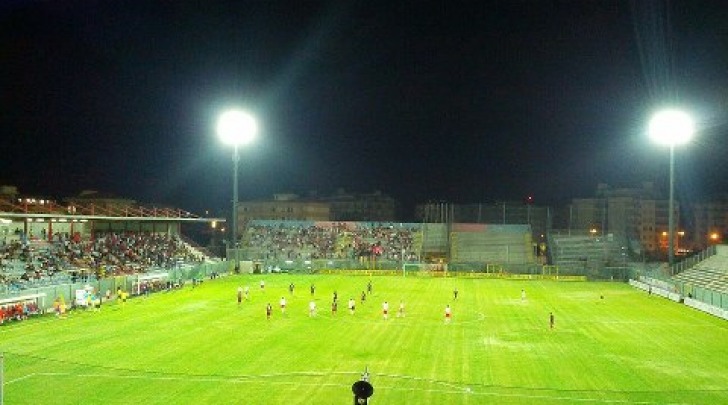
[
  {"xmin": 4, "ymin": 373, "xmax": 37, "ymax": 385},
  {"xmin": 8, "ymin": 371, "xmax": 713, "ymax": 404}
]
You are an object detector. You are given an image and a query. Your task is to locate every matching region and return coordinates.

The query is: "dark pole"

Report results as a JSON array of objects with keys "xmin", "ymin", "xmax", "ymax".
[
  {"xmin": 232, "ymin": 144, "xmax": 240, "ymax": 272},
  {"xmin": 668, "ymin": 144, "xmax": 675, "ymax": 270}
]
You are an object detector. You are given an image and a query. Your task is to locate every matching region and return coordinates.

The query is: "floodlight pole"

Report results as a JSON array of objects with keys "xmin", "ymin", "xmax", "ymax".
[
  {"xmin": 668, "ymin": 144, "xmax": 675, "ymax": 270},
  {"xmin": 218, "ymin": 109, "xmax": 257, "ymax": 273},
  {"xmin": 648, "ymin": 109, "xmax": 694, "ymax": 273},
  {"xmin": 232, "ymin": 144, "xmax": 240, "ymax": 272}
]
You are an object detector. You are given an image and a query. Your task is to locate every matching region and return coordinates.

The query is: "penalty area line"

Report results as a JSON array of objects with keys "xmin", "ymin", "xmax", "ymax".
[{"xmin": 4, "ymin": 372, "xmax": 39, "ymax": 385}]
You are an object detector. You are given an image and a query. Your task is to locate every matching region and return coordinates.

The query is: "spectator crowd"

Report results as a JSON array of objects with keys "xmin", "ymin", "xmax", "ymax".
[
  {"xmin": 244, "ymin": 222, "xmax": 418, "ymax": 262},
  {"xmin": 0, "ymin": 232, "xmax": 203, "ymax": 291}
]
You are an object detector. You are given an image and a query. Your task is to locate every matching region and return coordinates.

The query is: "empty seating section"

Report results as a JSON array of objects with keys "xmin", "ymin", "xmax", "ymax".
[
  {"xmin": 548, "ymin": 233, "xmax": 625, "ymax": 275},
  {"xmin": 673, "ymin": 251, "xmax": 728, "ymax": 294},
  {"xmin": 450, "ymin": 224, "xmax": 533, "ymax": 264},
  {"xmin": 420, "ymin": 223, "xmax": 448, "ymax": 255}
]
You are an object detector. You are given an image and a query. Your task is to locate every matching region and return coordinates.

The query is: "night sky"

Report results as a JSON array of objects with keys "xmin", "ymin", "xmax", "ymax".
[{"xmin": 2, "ymin": 1, "xmax": 728, "ymax": 218}]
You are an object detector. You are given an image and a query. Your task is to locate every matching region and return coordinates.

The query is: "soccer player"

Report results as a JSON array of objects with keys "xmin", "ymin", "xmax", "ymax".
[
  {"xmin": 53, "ymin": 297, "xmax": 61, "ymax": 317},
  {"xmin": 266, "ymin": 303, "xmax": 272, "ymax": 320},
  {"xmin": 445, "ymin": 304, "xmax": 452, "ymax": 324},
  {"xmin": 333, "ymin": 290, "xmax": 338, "ymax": 303},
  {"xmin": 398, "ymin": 300, "xmax": 405, "ymax": 318},
  {"xmin": 382, "ymin": 301, "xmax": 389, "ymax": 320},
  {"xmin": 237, "ymin": 286, "xmax": 243, "ymax": 305},
  {"xmin": 367, "ymin": 280, "xmax": 373, "ymax": 295},
  {"xmin": 244, "ymin": 286, "xmax": 250, "ymax": 301},
  {"xmin": 260, "ymin": 280, "xmax": 265, "ymax": 291},
  {"xmin": 360, "ymin": 291, "xmax": 367, "ymax": 304},
  {"xmin": 310, "ymin": 284, "xmax": 316, "ymax": 296},
  {"xmin": 309, "ymin": 300, "xmax": 317, "ymax": 317},
  {"xmin": 348, "ymin": 298, "xmax": 356, "ymax": 315},
  {"xmin": 289, "ymin": 283, "xmax": 295, "ymax": 295},
  {"xmin": 521, "ymin": 289, "xmax": 526, "ymax": 301},
  {"xmin": 59, "ymin": 300, "xmax": 67, "ymax": 317},
  {"xmin": 331, "ymin": 300, "xmax": 338, "ymax": 316},
  {"xmin": 549, "ymin": 312, "xmax": 555, "ymax": 329},
  {"xmin": 280, "ymin": 297, "xmax": 287, "ymax": 315},
  {"xmin": 453, "ymin": 287, "xmax": 459, "ymax": 300}
]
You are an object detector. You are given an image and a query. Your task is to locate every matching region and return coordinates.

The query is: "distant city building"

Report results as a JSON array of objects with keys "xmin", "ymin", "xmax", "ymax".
[
  {"xmin": 236, "ymin": 190, "xmax": 397, "ymax": 235},
  {"xmin": 237, "ymin": 194, "xmax": 330, "ymax": 235},
  {"xmin": 690, "ymin": 196, "xmax": 728, "ymax": 250},
  {"xmin": 320, "ymin": 189, "xmax": 396, "ymax": 221},
  {"xmin": 0, "ymin": 185, "xmax": 19, "ymax": 201},
  {"xmin": 569, "ymin": 183, "xmax": 675, "ymax": 256}
]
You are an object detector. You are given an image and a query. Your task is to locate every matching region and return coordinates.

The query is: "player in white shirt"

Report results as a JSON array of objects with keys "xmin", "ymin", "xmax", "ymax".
[
  {"xmin": 348, "ymin": 298, "xmax": 356, "ymax": 315},
  {"xmin": 280, "ymin": 296, "xmax": 286, "ymax": 314},
  {"xmin": 445, "ymin": 304, "xmax": 452, "ymax": 324},
  {"xmin": 382, "ymin": 301, "xmax": 389, "ymax": 320},
  {"xmin": 309, "ymin": 300, "xmax": 317, "ymax": 317}
]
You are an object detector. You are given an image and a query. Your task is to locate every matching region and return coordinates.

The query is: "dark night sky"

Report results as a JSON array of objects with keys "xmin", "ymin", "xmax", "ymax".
[{"xmin": 2, "ymin": 0, "xmax": 728, "ymax": 218}]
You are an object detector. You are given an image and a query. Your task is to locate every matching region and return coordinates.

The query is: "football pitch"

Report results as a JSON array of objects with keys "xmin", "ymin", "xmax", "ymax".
[{"xmin": 2, "ymin": 275, "xmax": 727, "ymax": 404}]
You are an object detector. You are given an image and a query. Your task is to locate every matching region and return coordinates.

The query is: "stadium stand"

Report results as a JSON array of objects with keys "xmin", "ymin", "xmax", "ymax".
[
  {"xmin": 450, "ymin": 224, "xmax": 533, "ymax": 265},
  {"xmin": 673, "ymin": 248, "xmax": 728, "ymax": 294},
  {"xmin": 0, "ymin": 232, "xmax": 208, "ymax": 293},
  {"xmin": 242, "ymin": 221, "xmax": 419, "ymax": 263},
  {"xmin": 547, "ymin": 231, "xmax": 628, "ymax": 277},
  {"xmin": 241, "ymin": 220, "xmax": 539, "ymax": 273}
]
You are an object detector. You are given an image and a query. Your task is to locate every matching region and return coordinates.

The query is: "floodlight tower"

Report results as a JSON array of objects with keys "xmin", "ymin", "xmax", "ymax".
[
  {"xmin": 648, "ymin": 109, "xmax": 694, "ymax": 269},
  {"xmin": 217, "ymin": 109, "xmax": 258, "ymax": 272}
]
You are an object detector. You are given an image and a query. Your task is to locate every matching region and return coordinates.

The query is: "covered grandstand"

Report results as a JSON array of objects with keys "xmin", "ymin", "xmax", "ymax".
[{"xmin": 0, "ymin": 197, "xmax": 225, "ymax": 300}]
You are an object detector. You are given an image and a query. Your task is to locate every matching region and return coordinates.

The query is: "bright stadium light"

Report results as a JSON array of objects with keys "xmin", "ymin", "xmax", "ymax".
[
  {"xmin": 649, "ymin": 108, "xmax": 694, "ymax": 269},
  {"xmin": 648, "ymin": 109, "xmax": 694, "ymax": 146},
  {"xmin": 217, "ymin": 109, "xmax": 258, "ymax": 272},
  {"xmin": 217, "ymin": 110, "xmax": 257, "ymax": 146}
]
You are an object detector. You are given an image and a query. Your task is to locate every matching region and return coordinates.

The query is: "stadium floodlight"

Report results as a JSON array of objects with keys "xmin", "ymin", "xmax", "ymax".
[
  {"xmin": 648, "ymin": 110, "xmax": 694, "ymax": 146},
  {"xmin": 217, "ymin": 109, "xmax": 258, "ymax": 272},
  {"xmin": 648, "ymin": 108, "xmax": 694, "ymax": 269},
  {"xmin": 217, "ymin": 110, "xmax": 257, "ymax": 146}
]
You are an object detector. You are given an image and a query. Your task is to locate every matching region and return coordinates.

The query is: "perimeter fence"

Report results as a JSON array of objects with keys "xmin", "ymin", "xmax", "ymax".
[{"xmin": 0, "ymin": 261, "xmax": 231, "ymax": 304}]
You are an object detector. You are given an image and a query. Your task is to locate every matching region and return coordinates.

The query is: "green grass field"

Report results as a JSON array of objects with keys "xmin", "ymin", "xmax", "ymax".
[{"xmin": 2, "ymin": 275, "xmax": 727, "ymax": 404}]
